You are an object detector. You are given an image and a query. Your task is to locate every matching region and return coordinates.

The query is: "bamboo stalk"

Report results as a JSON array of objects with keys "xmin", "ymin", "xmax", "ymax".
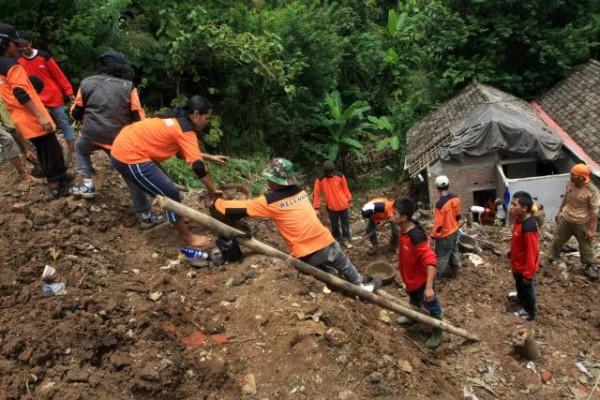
[{"xmin": 154, "ymin": 195, "xmax": 480, "ymax": 342}]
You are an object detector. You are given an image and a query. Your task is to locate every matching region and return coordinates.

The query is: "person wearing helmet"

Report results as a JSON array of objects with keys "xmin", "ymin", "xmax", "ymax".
[
  {"xmin": 431, "ymin": 175, "xmax": 461, "ymax": 279},
  {"xmin": 549, "ymin": 164, "xmax": 599, "ymax": 279},
  {"xmin": 211, "ymin": 158, "xmax": 381, "ymax": 292},
  {"xmin": 313, "ymin": 160, "xmax": 353, "ymax": 249}
]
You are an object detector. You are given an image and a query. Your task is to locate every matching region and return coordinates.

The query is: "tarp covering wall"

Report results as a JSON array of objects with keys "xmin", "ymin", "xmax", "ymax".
[{"xmin": 440, "ymin": 103, "xmax": 563, "ymax": 162}]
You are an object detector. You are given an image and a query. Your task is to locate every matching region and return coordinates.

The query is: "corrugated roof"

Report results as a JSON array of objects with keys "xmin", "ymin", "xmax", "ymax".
[
  {"xmin": 405, "ymin": 81, "xmax": 543, "ymax": 177},
  {"xmin": 538, "ymin": 60, "xmax": 600, "ymax": 166}
]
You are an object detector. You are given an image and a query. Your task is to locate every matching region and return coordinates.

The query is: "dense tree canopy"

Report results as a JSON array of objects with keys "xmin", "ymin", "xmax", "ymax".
[{"xmin": 1, "ymin": 0, "xmax": 598, "ymax": 171}]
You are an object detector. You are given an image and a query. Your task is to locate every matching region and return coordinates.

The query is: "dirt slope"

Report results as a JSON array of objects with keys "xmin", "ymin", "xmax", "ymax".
[{"xmin": 0, "ymin": 155, "xmax": 599, "ymax": 400}]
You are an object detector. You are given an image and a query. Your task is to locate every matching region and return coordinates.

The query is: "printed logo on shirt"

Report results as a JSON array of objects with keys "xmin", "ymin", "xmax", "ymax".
[
  {"xmin": 163, "ymin": 118, "xmax": 175, "ymax": 127},
  {"xmin": 279, "ymin": 192, "xmax": 308, "ymax": 208}
]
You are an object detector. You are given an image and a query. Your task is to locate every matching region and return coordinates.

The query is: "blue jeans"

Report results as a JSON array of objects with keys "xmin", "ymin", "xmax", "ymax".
[
  {"xmin": 47, "ymin": 106, "xmax": 75, "ymax": 141},
  {"xmin": 366, "ymin": 219, "xmax": 399, "ymax": 247},
  {"xmin": 301, "ymin": 241, "xmax": 363, "ymax": 285},
  {"xmin": 407, "ymin": 284, "xmax": 442, "ymax": 318},
  {"xmin": 111, "ymin": 157, "xmax": 181, "ymax": 223},
  {"xmin": 513, "ymin": 273, "xmax": 536, "ymax": 317},
  {"xmin": 327, "ymin": 208, "xmax": 351, "ymax": 242}
]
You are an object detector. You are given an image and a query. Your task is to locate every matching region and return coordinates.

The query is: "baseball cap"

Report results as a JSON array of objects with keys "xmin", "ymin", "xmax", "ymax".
[
  {"xmin": 0, "ymin": 23, "xmax": 27, "ymax": 44},
  {"xmin": 262, "ymin": 158, "xmax": 297, "ymax": 186},
  {"xmin": 435, "ymin": 175, "xmax": 449, "ymax": 188}
]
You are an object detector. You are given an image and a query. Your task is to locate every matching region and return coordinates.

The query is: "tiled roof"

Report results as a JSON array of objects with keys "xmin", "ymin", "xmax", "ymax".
[
  {"xmin": 405, "ymin": 81, "xmax": 541, "ymax": 177},
  {"xmin": 538, "ymin": 60, "xmax": 600, "ymax": 165}
]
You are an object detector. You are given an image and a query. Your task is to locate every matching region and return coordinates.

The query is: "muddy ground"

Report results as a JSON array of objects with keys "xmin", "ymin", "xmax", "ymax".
[{"xmin": 0, "ymin": 154, "xmax": 599, "ymax": 400}]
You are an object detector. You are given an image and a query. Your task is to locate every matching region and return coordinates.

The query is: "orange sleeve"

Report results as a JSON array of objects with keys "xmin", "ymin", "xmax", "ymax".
[
  {"xmin": 130, "ymin": 88, "xmax": 146, "ymax": 120},
  {"xmin": 313, "ymin": 179, "xmax": 322, "ymax": 209},
  {"xmin": 70, "ymin": 88, "xmax": 83, "ymax": 120},
  {"xmin": 215, "ymin": 196, "xmax": 271, "ymax": 219},
  {"xmin": 176, "ymin": 130, "xmax": 204, "ymax": 168}
]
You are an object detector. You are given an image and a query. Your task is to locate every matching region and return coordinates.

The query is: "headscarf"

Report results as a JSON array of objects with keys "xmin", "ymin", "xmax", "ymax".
[{"xmin": 571, "ymin": 163, "xmax": 590, "ymax": 184}]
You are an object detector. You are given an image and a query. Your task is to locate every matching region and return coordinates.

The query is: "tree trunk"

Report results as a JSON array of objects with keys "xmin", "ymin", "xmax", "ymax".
[{"xmin": 154, "ymin": 195, "xmax": 480, "ymax": 342}]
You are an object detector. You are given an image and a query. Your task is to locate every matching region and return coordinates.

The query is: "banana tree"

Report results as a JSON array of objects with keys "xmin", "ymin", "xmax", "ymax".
[{"xmin": 320, "ymin": 90, "xmax": 372, "ymax": 163}]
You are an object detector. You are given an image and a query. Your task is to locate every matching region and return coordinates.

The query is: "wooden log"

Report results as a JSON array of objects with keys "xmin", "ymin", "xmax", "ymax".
[{"xmin": 154, "ymin": 195, "xmax": 480, "ymax": 342}]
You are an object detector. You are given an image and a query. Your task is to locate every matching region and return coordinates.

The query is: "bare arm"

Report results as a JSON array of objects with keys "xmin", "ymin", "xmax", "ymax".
[{"xmin": 204, "ymin": 153, "xmax": 230, "ymax": 164}]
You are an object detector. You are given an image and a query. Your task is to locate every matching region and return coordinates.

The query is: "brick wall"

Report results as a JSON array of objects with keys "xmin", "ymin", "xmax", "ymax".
[{"xmin": 427, "ymin": 153, "xmax": 498, "ymax": 209}]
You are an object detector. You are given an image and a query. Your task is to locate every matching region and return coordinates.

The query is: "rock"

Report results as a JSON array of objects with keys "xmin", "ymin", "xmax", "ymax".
[
  {"xmin": 2, "ymin": 338, "xmax": 24, "ymax": 357},
  {"xmin": 66, "ymin": 369, "xmax": 90, "ymax": 383},
  {"xmin": 139, "ymin": 364, "xmax": 160, "ymax": 382},
  {"xmin": 325, "ymin": 327, "xmax": 348, "ymax": 347},
  {"xmin": 37, "ymin": 381, "xmax": 56, "ymax": 396},
  {"xmin": 12, "ymin": 202, "xmax": 28, "ymax": 213},
  {"xmin": 399, "ymin": 359, "xmax": 413, "ymax": 373},
  {"xmin": 227, "ymin": 295, "xmax": 237, "ymax": 302},
  {"xmin": 540, "ymin": 369, "xmax": 552, "ymax": 383},
  {"xmin": 110, "ymin": 351, "xmax": 131, "ymax": 369},
  {"xmin": 18, "ymin": 347, "xmax": 32, "ymax": 363},
  {"xmin": 378, "ymin": 310, "xmax": 391, "ymax": 323},
  {"xmin": 241, "ymin": 373, "xmax": 257, "ymax": 395},
  {"xmin": 149, "ymin": 292, "xmax": 163, "ymax": 302},
  {"xmin": 338, "ymin": 389, "xmax": 359, "ymax": 400},
  {"xmin": 368, "ymin": 371, "xmax": 384, "ymax": 384}
]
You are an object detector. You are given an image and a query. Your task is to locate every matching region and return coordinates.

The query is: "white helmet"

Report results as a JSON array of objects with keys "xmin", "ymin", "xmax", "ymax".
[{"xmin": 435, "ymin": 175, "xmax": 449, "ymax": 188}]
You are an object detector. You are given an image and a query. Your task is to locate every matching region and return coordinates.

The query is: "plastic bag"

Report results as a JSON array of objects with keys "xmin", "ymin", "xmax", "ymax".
[{"xmin": 215, "ymin": 235, "xmax": 243, "ymax": 262}]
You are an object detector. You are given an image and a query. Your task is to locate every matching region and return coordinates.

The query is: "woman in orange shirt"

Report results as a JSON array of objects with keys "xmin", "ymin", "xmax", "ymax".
[{"xmin": 111, "ymin": 96, "xmax": 226, "ymax": 247}]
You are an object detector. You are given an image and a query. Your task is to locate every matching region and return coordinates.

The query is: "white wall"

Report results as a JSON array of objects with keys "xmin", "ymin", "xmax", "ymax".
[{"xmin": 506, "ymin": 174, "xmax": 570, "ymax": 219}]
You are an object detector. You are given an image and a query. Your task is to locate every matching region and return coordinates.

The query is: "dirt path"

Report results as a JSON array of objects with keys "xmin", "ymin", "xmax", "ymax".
[{"xmin": 0, "ymin": 155, "xmax": 599, "ymax": 399}]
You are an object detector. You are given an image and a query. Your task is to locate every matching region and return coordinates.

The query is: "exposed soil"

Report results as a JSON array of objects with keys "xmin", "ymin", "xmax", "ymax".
[{"xmin": 0, "ymin": 154, "xmax": 599, "ymax": 400}]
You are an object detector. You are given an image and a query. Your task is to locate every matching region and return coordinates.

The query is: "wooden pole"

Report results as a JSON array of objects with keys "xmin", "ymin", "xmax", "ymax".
[{"xmin": 154, "ymin": 196, "xmax": 480, "ymax": 342}]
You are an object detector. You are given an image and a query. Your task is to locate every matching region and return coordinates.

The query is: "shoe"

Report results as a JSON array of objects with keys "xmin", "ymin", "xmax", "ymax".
[
  {"xmin": 140, "ymin": 212, "xmax": 165, "ymax": 230},
  {"xmin": 397, "ymin": 316, "xmax": 416, "ymax": 326},
  {"xmin": 424, "ymin": 314, "xmax": 443, "ymax": 349},
  {"xmin": 342, "ymin": 241, "xmax": 353, "ymax": 249},
  {"xmin": 50, "ymin": 184, "xmax": 70, "ymax": 199},
  {"xmin": 358, "ymin": 276, "xmax": 382, "ymax": 293},
  {"xmin": 513, "ymin": 308, "xmax": 534, "ymax": 321},
  {"xmin": 507, "ymin": 291, "xmax": 519, "ymax": 302},
  {"xmin": 584, "ymin": 265, "xmax": 598, "ymax": 280},
  {"xmin": 70, "ymin": 179, "xmax": 96, "ymax": 199}
]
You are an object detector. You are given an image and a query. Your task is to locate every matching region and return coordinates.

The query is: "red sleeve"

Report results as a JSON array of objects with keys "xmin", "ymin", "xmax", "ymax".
[
  {"xmin": 523, "ymin": 232, "xmax": 539, "ymax": 279},
  {"xmin": 341, "ymin": 175, "xmax": 352, "ymax": 202},
  {"xmin": 46, "ymin": 57, "xmax": 74, "ymax": 97},
  {"xmin": 313, "ymin": 179, "xmax": 321, "ymax": 209},
  {"xmin": 415, "ymin": 242, "xmax": 437, "ymax": 272}
]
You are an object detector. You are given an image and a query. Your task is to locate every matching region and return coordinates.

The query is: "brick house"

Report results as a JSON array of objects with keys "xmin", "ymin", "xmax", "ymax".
[{"xmin": 405, "ymin": 80, "xmax": 588, "ymax": 219}]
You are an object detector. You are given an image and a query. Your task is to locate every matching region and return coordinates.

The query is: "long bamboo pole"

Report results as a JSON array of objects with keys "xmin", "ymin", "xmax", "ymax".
[{"xmin": 154, "ymin": 195, "xmax": 480, "ymax": 342}]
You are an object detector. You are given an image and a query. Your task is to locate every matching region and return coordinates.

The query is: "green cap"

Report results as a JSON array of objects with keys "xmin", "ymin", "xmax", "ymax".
[{"xmin": 262, "ymin": 158, "xmax": 297, "ymax": 186}]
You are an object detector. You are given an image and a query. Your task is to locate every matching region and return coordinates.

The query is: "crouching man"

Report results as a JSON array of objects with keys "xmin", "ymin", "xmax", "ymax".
[{"xmin": 211, "ymin": 158, "xmax": 380, "ymax": 292}]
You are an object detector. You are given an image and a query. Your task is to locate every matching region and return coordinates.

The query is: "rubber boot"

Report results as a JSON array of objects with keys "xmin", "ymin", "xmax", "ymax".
[{"xmin": 424, "ymin": 314, "xmax": 443, "ymax": 349}]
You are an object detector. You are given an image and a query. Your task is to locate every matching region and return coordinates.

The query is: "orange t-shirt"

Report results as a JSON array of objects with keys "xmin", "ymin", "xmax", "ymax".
[
  {"xmin": 111, "ymin": 117, "xmax": 203, "ymax": 167},
  {"xmin": 363, "ymin": 198, "xmax": 394, "ymax": 224},
  {"xmin": 215, "ymin": 186, "xmax": 334, "ymax": 258},
  {"xmin": 431, "ymin": 194, "xmax": 461, "ymax": 238},
  {"xmin": 0, "ymin": 58, "xmax": 55, "ymax": 139},
  {"xmin": 313, "ymin": 172, "xmax": 352, "ymax": 212}
]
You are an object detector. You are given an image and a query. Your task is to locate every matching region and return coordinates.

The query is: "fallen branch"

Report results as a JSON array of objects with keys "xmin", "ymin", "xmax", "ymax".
[{"xmin": 154, "ymin": 195, "xmax": 480, "ymax": 342}]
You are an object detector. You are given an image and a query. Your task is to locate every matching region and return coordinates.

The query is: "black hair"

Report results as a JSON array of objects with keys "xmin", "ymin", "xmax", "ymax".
[
  {"xmin": 98, "ymin": 55, "xmax": 133, "ymax": 80},
  {"xmin": 393, "ymin": 197, "xmax": 415, "ymax": 219},
  {"xmin": 512, "ymin": 191, "xmax": 533, "ymax": 212},
  {"xmin": 160, "ymin": 95, "xmax": 213, "ymax": 119}
]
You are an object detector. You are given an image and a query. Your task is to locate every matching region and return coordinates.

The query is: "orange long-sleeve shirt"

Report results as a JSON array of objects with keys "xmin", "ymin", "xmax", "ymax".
[
  {"xmin": 215, "ymin": 185, "xmax": 334, "ymax": 258},
  {"xmin": 111, "ymin": 117, "xmax": 203, "ymax": 168},
  {"xmin": 431, "ymin": 194, "xmax": 461, "ymax": 239},
  {"xmin": 362, "ymin": 198, "xmax": 394, "ymax": 225},
  {"xmin": 0, "ymin": 56, "xmax": 55, "ymax": 139},
  {"xmin": 313, "ymin": 172, "xmax": 352, "ymax": 212}
]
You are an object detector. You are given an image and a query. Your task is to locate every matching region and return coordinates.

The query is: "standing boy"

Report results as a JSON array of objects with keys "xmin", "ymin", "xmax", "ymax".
[
  {"xmin": 213, "ymin": 158, "xmax": 380, "ymax": 292},
  {"xmin": 431, "ymin": 175, "xmax": 461, "ymax": 278},
  {"xmin": 508, "ymin": 191, "xmax": 539, "ymax": 321},
  {"xmin": 0, "ymin": 23, "xmax": 70, "ymax": 198},
  {"xmin": 361, "ymin": 197, "xmax": 399, "ymax": 254},
  {"xmin": 17, "ymin": 31, "xmax": 76, "ymax": 163},
  {"xmin": 392, "ymin": 197, "xmax": 444, "ymax": 349},
  {"xmin": 313, "ymin": 160, "xmax": 353, "ymax": 249}
]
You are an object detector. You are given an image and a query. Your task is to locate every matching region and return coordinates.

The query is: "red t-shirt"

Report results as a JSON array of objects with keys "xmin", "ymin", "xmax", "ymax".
[
  {"xmin": 398, "ymin": 223, "xmax": 437, "ymax": 292},
  {"xmin": 510, "ymin": 215, "xmax": 539, "ymax": 279},
  {"xmin": 18, "ymin": 50, "xmax": 74, "ymax": 107}
]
